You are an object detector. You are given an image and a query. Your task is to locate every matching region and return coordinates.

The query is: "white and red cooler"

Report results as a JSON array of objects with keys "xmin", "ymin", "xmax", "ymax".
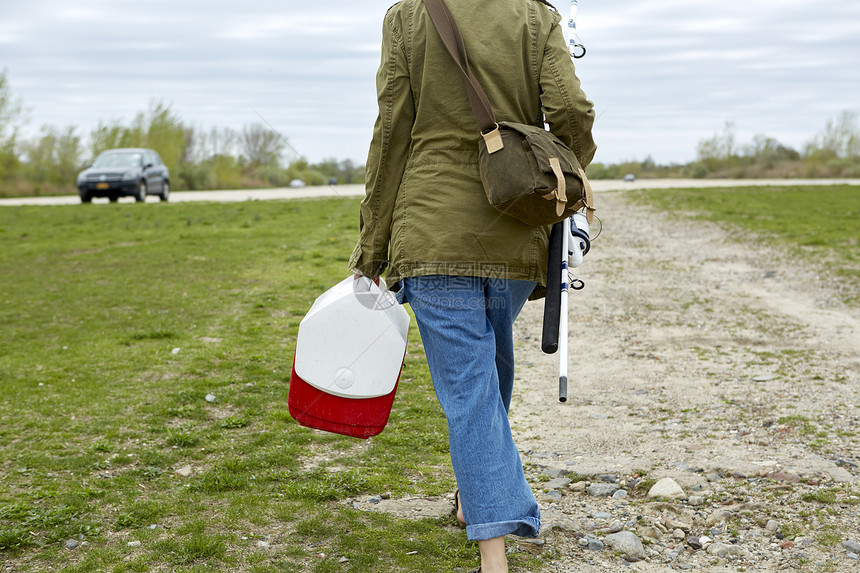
[{"xmin": 289, "ymin": 276, "xmax": 410, "ymax": 438}]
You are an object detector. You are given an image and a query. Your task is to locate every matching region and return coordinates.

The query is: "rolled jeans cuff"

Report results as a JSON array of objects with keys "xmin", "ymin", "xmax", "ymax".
[{"xmin": 466, "ymin": 516, "xmax": 541, "ymax": 542}]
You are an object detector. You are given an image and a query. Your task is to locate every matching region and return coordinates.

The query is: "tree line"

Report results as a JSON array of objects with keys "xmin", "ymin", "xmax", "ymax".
[
  {"xmin": 1, "ymin": 68, "xmax": 858, "ymax": 198},
  {"xmin": 0, "ymin": 70, "xmax": 364, "ymax": 198},
  {"xmin": 587, "ymin": 113, "xmax": 860, "ymax": 181}
]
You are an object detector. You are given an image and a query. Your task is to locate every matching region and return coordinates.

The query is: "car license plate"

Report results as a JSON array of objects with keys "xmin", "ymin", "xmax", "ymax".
[{"xmin": 96, "ymin": 182, "xmax": 110, "ymax": 190}]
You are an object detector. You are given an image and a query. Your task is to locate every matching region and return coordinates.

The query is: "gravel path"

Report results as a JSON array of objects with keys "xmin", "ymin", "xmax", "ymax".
[{"xmin": 507, "ymin": 188, "xmax": 860, "ymax": 572}]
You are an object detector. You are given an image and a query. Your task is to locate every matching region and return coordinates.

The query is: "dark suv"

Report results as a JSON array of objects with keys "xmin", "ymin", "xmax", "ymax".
[{"xmin": 76, "ymin": 148, "xmax": 170, "ymax": 203}]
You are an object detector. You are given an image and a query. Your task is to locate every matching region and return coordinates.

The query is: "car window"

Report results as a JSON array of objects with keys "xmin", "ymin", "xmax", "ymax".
[{"xmin": 92, "ymin": 153, "xmax": 143, "ymax": 168}]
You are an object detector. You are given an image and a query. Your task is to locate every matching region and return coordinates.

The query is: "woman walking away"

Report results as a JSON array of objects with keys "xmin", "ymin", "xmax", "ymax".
[{"xmin": 350, "ymin": 0, "xmax": 596, "ymax": 570}]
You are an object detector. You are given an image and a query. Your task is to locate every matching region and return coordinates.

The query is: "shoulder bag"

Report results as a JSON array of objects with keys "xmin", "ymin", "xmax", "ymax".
[{"xmin": 422, "ymin": 0, "xmax": 595, "ymax": 226}]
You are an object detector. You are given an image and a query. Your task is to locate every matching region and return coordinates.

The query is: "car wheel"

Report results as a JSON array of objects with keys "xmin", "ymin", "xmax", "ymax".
[
  {"xmin": 135, "ymin": 181, "xmax": 147, "ymax": 203},
  {"xmin": 109, "ymin": 195, "xmax": 119, "ymax": 203},
  {"xmin": 160, "ymin": 182, "xmax": 169, "ymax": 202},
  {"xmin": 80, "ymin": 193, "xmax": 92, "ymax": 204}
]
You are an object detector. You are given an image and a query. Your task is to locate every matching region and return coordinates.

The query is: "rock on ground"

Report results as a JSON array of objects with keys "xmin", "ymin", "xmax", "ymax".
[
  {"xmin": 647, "ymin": 478, "xmax": 685, "ymax": 499},
  {"xmin": 603, "ymin": 531, "xmax": 646, "ymax": 561}
]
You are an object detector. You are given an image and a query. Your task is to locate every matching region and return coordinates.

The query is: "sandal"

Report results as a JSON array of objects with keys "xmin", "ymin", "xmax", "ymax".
[{"xmin": 453, "ymin": 489, "xmax": 467, "ymax": 529}]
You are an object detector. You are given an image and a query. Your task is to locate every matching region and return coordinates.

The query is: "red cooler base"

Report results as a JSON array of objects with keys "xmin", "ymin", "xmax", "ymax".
[{"xmin": 288, "ymin": 360, "xmax": 399, "ymax": 439}]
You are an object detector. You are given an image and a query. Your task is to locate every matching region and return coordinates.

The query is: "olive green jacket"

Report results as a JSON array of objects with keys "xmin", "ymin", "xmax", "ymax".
[{"xmin": 349, "ymin": 0, "xmax": 596, "ymax": 296}]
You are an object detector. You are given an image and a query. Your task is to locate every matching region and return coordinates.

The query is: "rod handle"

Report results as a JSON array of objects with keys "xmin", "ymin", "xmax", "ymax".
[{"xmin": 541, "ymin": 221, "xmax": 564, "ymax": 354}]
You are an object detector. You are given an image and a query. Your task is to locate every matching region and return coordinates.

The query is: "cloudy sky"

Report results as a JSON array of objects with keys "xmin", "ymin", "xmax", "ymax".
[{"xmin": 1, "ymin": 0, "xmax": 858, "ymax": 166}]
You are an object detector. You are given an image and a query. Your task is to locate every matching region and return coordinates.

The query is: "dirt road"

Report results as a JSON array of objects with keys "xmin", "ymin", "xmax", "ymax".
[{"xmin": 509, "ymin": 188, "xmax": 860, "ymax": 572}]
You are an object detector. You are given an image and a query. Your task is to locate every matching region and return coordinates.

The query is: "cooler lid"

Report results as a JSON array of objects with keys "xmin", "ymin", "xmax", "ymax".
[{"xmin": 293, "ymin": 276, "xmax": 410, "ymax": 399}]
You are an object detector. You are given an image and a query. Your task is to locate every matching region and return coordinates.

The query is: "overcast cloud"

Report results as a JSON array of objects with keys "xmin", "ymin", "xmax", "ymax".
[{"xmin": 1, "ymin": 0, "xmax": 858, "ymax": 165}]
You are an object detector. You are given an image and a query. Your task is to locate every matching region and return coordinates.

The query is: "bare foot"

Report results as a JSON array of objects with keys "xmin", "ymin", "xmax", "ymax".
[{"xmin": 478, "ymin": 537, "xmax": 508, "ymax": 572}]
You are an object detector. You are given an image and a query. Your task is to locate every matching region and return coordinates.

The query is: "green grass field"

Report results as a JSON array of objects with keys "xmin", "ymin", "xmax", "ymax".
[
  {"xmin": 631, "ymin": 184, "xmax": 860, "ymax": 304},
  {"xmin": 0, "ymin": 198, "xmax": 517, "ymax": 572},
  {"xmin": 1, "ymin": 185, "xmax": 857, "ymax": 571}
]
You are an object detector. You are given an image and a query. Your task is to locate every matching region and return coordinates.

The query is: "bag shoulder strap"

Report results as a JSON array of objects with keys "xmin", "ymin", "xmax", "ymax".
[{"xmin": 422, "ymin": 0, "xmax": 497, "ymax": 134}]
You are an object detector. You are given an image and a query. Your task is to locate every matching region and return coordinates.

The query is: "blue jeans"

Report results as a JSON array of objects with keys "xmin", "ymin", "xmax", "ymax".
[{"xmin": 398, "ymin": 275, "xmax": 541, "ymax": 541}]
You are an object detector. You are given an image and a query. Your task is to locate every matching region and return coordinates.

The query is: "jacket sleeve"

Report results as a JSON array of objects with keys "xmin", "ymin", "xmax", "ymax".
[
  {"xmin": 539, "ymin": 16, "xmax": 597, "ymax": 167},
  {"xmin": 349, "ymin": 11, "xmax": 415, "ymax": 277}
]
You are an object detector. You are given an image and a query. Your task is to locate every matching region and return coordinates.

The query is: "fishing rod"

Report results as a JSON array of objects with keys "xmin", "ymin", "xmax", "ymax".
[{"xmin": 541, "ymin": 0, "xmax": 589, "ymax": 403}]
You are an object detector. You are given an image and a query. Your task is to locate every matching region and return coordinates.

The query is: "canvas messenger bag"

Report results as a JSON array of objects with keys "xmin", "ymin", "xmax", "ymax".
[{"xmin": 423, "ymin": 0, "xmax": 595, "ymax": 226}]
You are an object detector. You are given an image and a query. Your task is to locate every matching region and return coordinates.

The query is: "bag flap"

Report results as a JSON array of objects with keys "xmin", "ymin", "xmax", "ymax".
[
  {"xmin": 497, "ymin": 122, "xmax": 580, "ymax": 176},
  {"xmin": 523, "ymin": 131, "xmax": 578, "ymax": 175}
]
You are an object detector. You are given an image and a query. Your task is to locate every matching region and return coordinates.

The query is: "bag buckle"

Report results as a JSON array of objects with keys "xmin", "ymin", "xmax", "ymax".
[
  {"xmin": 548, "ymin": 157, "xmax": 567, "ymax": 216},
  {"xmin": 482, "ymin": 125, "xmax": 504, "ymax": 154},
  {"xmin": 577, "ymin": 165, "xmax": 595, "ymax": 223}
]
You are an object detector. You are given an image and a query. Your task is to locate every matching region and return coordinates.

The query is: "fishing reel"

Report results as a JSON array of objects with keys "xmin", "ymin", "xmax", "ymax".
[
  {"xmin": 567, "ymin": 212, "xmax": 590, "ymax": 290},
  {"xmin": 567, "ymin": 212, "xmax": 591, "ymax": 267}
]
